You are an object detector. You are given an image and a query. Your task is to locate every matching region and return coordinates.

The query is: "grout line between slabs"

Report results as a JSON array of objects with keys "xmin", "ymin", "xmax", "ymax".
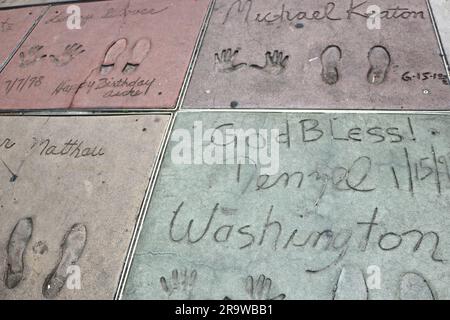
[
  {"xmin": 0, "ymin": 4, "xmax": 49, "ymax": 73},
  {"xmin": 113, "ymin": 0, "xmax": 216, "ymax": 299},
  {"xmin": 178, "ymin": 108, "xmax": 450, "ymax": 115},
  {"xmin": 426, "ymin": 0, "xmax": 450, "ymax": 82},
  {"xmin": 174, "ymin": 0, "xmax": 216, "ymax": 112},
  {"xmin": 114, "ymin": 111, "xmax": 178, "ymax": 300},
  {"xmin": 0, "ymin": 0, "xmax": 111, "ymax": 10},
  {"xmin": 115, "ymin": 0, "xmax": 217, "ymax": 298}
]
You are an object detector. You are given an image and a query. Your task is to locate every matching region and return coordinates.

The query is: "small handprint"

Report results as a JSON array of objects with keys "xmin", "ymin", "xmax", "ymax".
[
  {"xmin": 245, "ymin": 274, "xmax": 286, "ymax": 300},
  {"xmin": 160, "ymin": 269, "xmax": 197, "ymax": 300},
  {"xmin": 49, "ymin": 43, "xmax": 85, "ymax": 67},
  {"xmin": 214, "ymin": 48, "xmax": 247, "ymax": 73},
  {"xmin": 250, "ymin": 50, "xmax": 289, "ymax": 75},
  {"xmin": 19, "ymin": 45, "xmax": 47, "ymax": 67}
]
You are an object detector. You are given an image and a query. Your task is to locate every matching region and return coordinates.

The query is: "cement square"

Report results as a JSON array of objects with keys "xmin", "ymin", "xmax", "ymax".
[
  {"xmin": 123, "ymin": 111, "xmax": 450, "ymax": 300},
  {"xmin": 0, "ymin": 6, "xmax": 46, "ymax": 71},
  {"xmin": 0, "ymin": 0, "xmax": 210, "ymax": 110},
  {"xmin": 0, "ymin": 114, "xmax": 170, "ymax": 299},
  {"xmin": 430, "ymin": 0, "xmax": 450, "ymax": 71},
  {"xmin": 184, "ymin": 0, "xmax": 450, "ymax": 110}
]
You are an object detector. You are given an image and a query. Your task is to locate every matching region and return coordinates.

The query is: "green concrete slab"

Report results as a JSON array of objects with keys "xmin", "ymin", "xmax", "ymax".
[{"xmin": 123, "ymin": 111, "xmax": 450, "ymax": 300}]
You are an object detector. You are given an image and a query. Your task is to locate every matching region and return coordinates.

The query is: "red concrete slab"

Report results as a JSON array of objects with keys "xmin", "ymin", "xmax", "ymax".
[
  {"xmin": 184, "ymin": 0, "xmax": 450, "ymax": 110},
  {"xmin": 0, "ymin": 6, "xmax": 45, "ymax": 71},
  {"xmin": 0, "ymin": 0, "xmax": 210, "ymax": 109},
  {"xmin": 0, "ymin": 1, "xmax": 90, "ymax": 8}
]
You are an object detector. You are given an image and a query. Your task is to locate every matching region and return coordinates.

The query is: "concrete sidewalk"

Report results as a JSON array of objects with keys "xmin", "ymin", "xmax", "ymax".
[{"xmin": 0, "ymin": 0, "xmax": 450, "ymax": 301}]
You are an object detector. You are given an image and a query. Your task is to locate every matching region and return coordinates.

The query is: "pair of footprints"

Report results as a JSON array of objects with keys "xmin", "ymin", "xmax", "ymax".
[
  {"xmin": 334, "ymin": 266, "xmax": 436, "ymax": 300},
  {"xmin": 321, "ymin": 45, "xmax": 391, "ymax": 85},
  {"xmin": 99, "ymin": 38, "xmax": 151, "ymax": 76},
  {"xmin": 160, "ymin": 271, "xmax": 285, "ymax": 300},
  {"xmin": 4, "ymin": 218, "xmax": 87, "ymax": 299}
]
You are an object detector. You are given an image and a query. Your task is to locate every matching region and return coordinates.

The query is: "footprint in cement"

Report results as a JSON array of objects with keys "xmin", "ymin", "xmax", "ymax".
[
  {"xmin": 5, "ymin": 217, "xmax": 33, "ymax": 289},
  {"xmin": 333, "ymin": 265, "xmax": 368, "ymax": 300},
  {"xmin": 367, "ymin": 46, "xmax": 391, "ymax": 85},
  {"xmin": 42, "ymin": 224, "xmax": 87, "ymax": 299},
  {"xmin": 100, "ymin": 38, "xmax": 127, "ymax": 75},
  {"xmin": 320, "ymin": 45, "xmax": 342, "ymax": 85},
  {"xmin": 399, "ymin": 272, "xmax": 436, "ymax": 300},
  {"xmin": 122, "ymin": 38, "xmax": 151, "ymax": 74}
]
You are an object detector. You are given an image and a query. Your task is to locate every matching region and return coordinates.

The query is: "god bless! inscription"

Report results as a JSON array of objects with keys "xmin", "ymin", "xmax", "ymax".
[{"xmin": 144, "ymin": 114, "xmax": 450, "ymax": 278}]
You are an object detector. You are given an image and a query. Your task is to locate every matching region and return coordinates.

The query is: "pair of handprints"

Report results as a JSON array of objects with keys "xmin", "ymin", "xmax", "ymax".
[
  {"xmin": 160, "ymin": 270, "xmax": 285, "ymax": 300},
  {"xmin": 160, "ymin": 267, "xmax": 437, "ymax": 300},
  {"xmin": 19, "ymin": 43, "xmax": 85, "ymax": 68},
  {"xmin": 214, "ymin": 48, "xmax": 289, "ymax": 75}
]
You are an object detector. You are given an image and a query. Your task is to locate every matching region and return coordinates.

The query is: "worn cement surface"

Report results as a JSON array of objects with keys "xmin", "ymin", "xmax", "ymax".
[
  {"xmin": 123, "ymin": 111, "xmax": 450, "ymax": 300},
  {"xmin": 0, "ymin": 114, "xmax": 170, "ymax": 299},
  {"xmin": 0, "ymin": 0, "xmax": 210, "ymax": 109},
  {"xmin": 0, "ymin": 6, "xmax": 45, "ymax": 71},
  {"xmin": 184, "ymin": 0, "xmax": 450, "ymax": 110}
]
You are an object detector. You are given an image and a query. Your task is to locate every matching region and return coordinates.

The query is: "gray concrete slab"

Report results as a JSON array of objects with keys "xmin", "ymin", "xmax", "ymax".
[
  {"xmin": 0, "ymin": 114, "xmax": 170, "ymax": 299},
  {"xmin": 123, "ymin": 111, "xmax": 450, "ymax": 300},
  {"xmin": 184, "ymin": 0, "xmax": 450, "ymax": 110}
]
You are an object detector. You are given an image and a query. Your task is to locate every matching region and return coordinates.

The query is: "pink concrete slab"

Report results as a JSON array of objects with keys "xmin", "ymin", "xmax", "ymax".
[
  {"xmin": 0, "ymin": 1, "xmax": 89, "ymax": 8},
  {"xmin": 0, "ymin": 0, "xmax": 210, "ymax": 109},
  {"xmin": 184, "ymin": 0, "xmax": 450, "ymax": 110},
  {"xmin": 0, "ymin": 6, "xmax": 45, "ymax": 71}
]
